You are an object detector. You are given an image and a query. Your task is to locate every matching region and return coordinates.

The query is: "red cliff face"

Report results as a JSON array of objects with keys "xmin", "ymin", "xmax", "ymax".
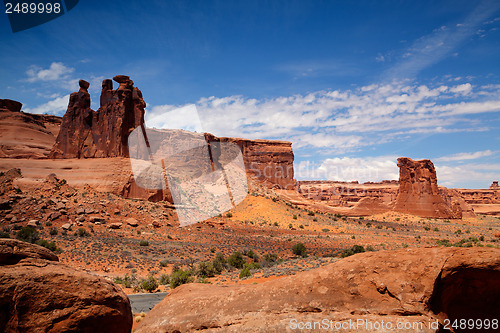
[
  {"xmin": 49, "ymin": 76, "xmax": 145, "ymax": 158},
  {"xmin": 205, "ymin": 134, "xmax": 295, "ymax": 190},
  {"xmin": 394, "ymin": 157, "xmax": 460, "ymax": 218}
]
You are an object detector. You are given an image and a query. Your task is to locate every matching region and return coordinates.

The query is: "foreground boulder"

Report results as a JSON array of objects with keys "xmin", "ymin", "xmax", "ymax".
[
  {"xmin": 0, "ymin": 239, "xmax": 132, "ymax": 333},
  {"xmin": 136, "ymin": 247, "xmax": 499, "ymax": 332}
]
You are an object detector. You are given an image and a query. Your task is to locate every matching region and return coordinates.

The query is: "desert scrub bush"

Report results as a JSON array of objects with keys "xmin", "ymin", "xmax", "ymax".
[
  {"xmin": 159, "ymin": 259, "xmax": 169, "ymax": 267},
  {"xmin": 0, "ymin": 231, "xmax": 10, "ymax": 238},
  {"xmin": 139, "ymin": 240, "xmax": 149, "ymax": 246},
  {"xmin": 436, "ymin": 239, "xmax": 451, "ymax": 247},
  {"xmin": 239, "ymin": 267, "xmax": 252, "ymax": 279},
  {"xmin": 16, "ymin": 226, "xmax": 39, "ymax": 243},
  {"xmin": 308, "ymin": 211, "xmax": 315, "ymax": 216},
  {"xmin": 299, "ymin": 224, "xmax": 304, "ymax": 229},
  {"xmin": 245, "ymin": 250, "xmax": 259, "ymax": 262},
  {"xmin": 340, "ymin": 245, "xmax": 365, "ymax": 258},
  {"xmin": 212, "ymin": 252, "xmax": 227, "ymax": 273},
  {"xmin": 261, "ymin": 253, "xmax": 278, "ymax": 267},
  {"xmin": 313, "ymin": 218, "xmax": 317, "ymax": 222},
  {"xmin": 292, "ymin": 215, "xmax": 297, "ymax": 220},
  {"xmin": 196, "ymin": 261, "xmax": 217, "ymax": 278},
  {"xmin": 113, "ymin": 274, "xmax": 137, "ymax": 288},
  {"xmin": 366, "ymin": 245, "xmax": 375, "ymax": 251},
  {"xmin": 159, "ymin": 274, "xmax": 170, "ymax": 285},
  {"xmin": 75, "ymin": 228, "xmax": 90, "ymax": 237},
  {"xmin": 227, "ymin": 251, "xmax": 245, "ymax": 269},
  {"xmin": 170, "ymin": 269, "xmax": 194, "ymax": 289},
  {"xmin": 225, "ymin": 212, "xmax": 233, "ymax": 218},
  {"xmin": 292, "ymin": 243, "xmax": 307, "ymax": 257},
  {"xmin": 49, "ymin": 227, "xmax": 58, "ymax": 236},
  {"xmin": 141, "ymin": 276, "xmax": 159, "ymax": 293},
  {"xmin": 36, "ymin": 239, "xmax": 60, "ymax": 253}
]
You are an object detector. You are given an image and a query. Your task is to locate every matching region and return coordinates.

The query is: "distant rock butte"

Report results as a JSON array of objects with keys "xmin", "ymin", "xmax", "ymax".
[
  {"xmin": 491, "ymin": 181, "xmax": 499, "ymax": 189},
  {"xmin": 135, "ymin": 247, "xmax": 500, "ymax": 333},
  {"xmin": 393, "ymin": 157, "xmax": 461, "ymax": 218},
  {"xmin": 0, "ymin": 239, "xmax": 132, "ymax": 333}
]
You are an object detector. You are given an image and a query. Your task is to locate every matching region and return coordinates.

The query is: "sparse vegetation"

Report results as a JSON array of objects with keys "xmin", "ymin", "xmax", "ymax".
[
  {"xmin": 170, "ymin": 269, "xmax": 194, "ymax": 289},
  {"xmin": 16, "ymin": 226, "xmax": 39, "ymax": 243},
  {"xmin": 292, "ymin": 242, "xmax": 307, "ymax": 257},
  {"xmin": 139, "ymin": 240, "xmax": 149, "ymax": 246},
  {"xmin": 227, "ymin": 251, "xmax": 245, "ymax": 269},
  {"xmin": 340, "ymin": 245, "xmax": 365, "ymax": 258}
]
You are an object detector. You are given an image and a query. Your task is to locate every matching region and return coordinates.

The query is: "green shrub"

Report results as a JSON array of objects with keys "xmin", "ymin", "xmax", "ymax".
[
  {"xmin": 16, "ymin": 226, "xmax": 39, "ymax": 243},
  {"xmin": 308, "ymin": 211, "xmax": 315, "ymax": 216},
  {"xmin": 196, "ymin": 261, "xmax": 217, "ymax": 278},
  {"xmin": 227, "ymin": 251, "xmax": 245, "ymax": 269},
  {"xmin": 212, "ymin": 252, "xmax": 227, "ymax": 273},
  {"xmin": 159, "ymin": 259, "xmax": 169, "ymax": 267},
  {"xmin": 225, "ymin": 212, "xmax": 233, "ymax": 218},
  {"xmin": 49, "ymin": 228, "xmax": 58, "ymax": 236},
  {"xmin": 239, "ymin": 267, "xmax": 252, "ymax": 279},
  {"xmin": 340, "ymin": 245, "xmax": 365, "ymax": 258},
  {"xmin": 76, "ymin": 228, "xmax": 89, "ymax": 237},
  {"xmin": 273, "ymin": 222, "xmax": 278, "ymax": 226},
  {"xmin": 159, "ymin": 274, "xmax": 170, "ymax": 285},
  {"xmin": 261, "ymin": 253, "xmax": 278, "ymax": 267},
  {"xmin": 170, "ymin": 269, "xmax": 193, "ymax": 289},
  {"xmin": 139, "ymin": 240, "xmax": 149, "ymax": 246},
  {"xmin": 114, "ymin": 274, "xmax": 136, "ymax": 288},
  {"xmin": 35, "ymin": 239, "xmax": 57, "ymax": 252},
  {"xmin": 292, "ymin": 243, "xmax": 307, "ymax": 257},
  {"xmin": 0, "ymin": 231, "xmax": 10, "ymax": 238},
  {"xmin": 141, "ymin": 276, "xmax": 159, "ymax": 292},
  {"xmin": 292, "ymin": 215, "xmax": 297, "ymax": 220}
]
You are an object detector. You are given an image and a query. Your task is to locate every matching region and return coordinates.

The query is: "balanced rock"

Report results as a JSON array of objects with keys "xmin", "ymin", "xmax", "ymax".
[
  {"xmin": 393, "ymin": 157, "xmax": 460, "ymax": 218},
  {"xmin": 0, "ymin": 239, "xmax": 132, "ymax": 332}
]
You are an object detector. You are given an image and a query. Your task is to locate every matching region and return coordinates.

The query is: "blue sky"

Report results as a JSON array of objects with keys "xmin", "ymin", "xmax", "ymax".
[{"xmin": 1, "ymin": 0, "xmax": 500, "ymax": 188}]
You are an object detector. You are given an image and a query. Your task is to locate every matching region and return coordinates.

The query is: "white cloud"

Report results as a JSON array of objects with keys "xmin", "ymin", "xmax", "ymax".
[
  {"xmin": 24, "ymin": 95, "xmax": 70, "ymax": 116},
  {"xmin": 296, "ymin": 156, "xmax": 399, "ymax": 183},
  {"xmin": 436, "ymin": 163, "xmax": 500, "ymax": 188},
  {"xmin": 436, "ymin": 150, "xmax": 495, "ymax": 162},
  {"xmin": 26, "ymin": 62, "xmax": 74, "ymax": 83},
  {"xmin": 145, "ymin": 80, "xmax": 500, "ymax": 154}
]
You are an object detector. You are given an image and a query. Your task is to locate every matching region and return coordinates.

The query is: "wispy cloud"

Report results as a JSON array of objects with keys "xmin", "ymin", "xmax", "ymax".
[
  {"xmin": 385, "ymin": 1, "xmax": 500, "ymax": 79},
  {"xmin": 436, "ymin": 150, "xmax": 495, "ymax": 162}
]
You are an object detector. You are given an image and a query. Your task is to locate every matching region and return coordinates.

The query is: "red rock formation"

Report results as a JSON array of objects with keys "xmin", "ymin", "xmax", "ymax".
[
  {"xmin": 0, "ymin": 99, "xmax": 22, "ymax": 112},
  {"xmin": 0, "ymin": 239, "xmax": 132, "ymax": 332},
  {"xmin": 490, "ymin": 181, "xmax": 499, "ymax": 189},
  {"xmin": 50, "ymin": 76, "xmax": 145, "ymax": 158},
  {"xmin": 0, "ymin": 99, "xmax": 61, "ymax": 158},
  {"xmin": 393, "ymin": 157, "xmax": 460, "ymax": 218},
  {"xmin": 135, "ymin": 247, "xmax": 500, "ymax": 332},
  {"xmin": 206, "ymin": 134, "xmax": 295, "ymax": 190}
]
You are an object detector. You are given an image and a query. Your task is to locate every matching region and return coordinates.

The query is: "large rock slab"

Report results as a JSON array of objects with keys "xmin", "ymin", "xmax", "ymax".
[
  {"xmin": 136, "ymin": 247, "xmax": 500, "ymax": 332},
  {"xmin": 0, "ymin": 239, "xmax": 132, "ymax": 333}
]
